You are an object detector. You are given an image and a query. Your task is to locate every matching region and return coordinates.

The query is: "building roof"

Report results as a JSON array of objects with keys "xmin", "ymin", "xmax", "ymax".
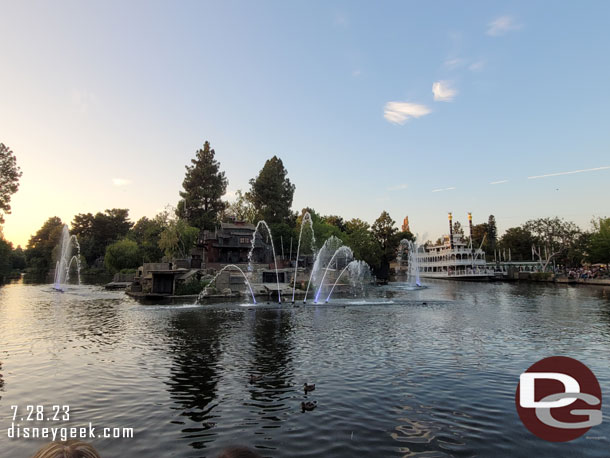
[{"xmin": 220, "ymin": 222, "xmax": 255, "ymax": 231}]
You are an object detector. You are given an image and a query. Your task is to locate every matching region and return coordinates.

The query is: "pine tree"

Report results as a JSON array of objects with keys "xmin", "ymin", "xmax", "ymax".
[
  {"xmin": 371, "ymin": 211, "xmax": 399, "ymax": 280},
  {"xmin": 177, "ymin": 141, "xmax": 228, "ymax": 230},
  {"xmin": 247, "ymin": 156, "xmax": 295, "ymax": 225},
  {"xmin": 487, "ymin": 215, "xmax": 497, "ymax": 250}
]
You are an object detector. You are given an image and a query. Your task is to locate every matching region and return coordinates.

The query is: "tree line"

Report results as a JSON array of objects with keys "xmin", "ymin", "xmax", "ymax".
[
  {"xmin": 1, "ymin": 140, "xmax": 609, "ymax": 282},
  {"xmin": 450, "ymin": 214, "xmax": 609, "ymax": 268}
]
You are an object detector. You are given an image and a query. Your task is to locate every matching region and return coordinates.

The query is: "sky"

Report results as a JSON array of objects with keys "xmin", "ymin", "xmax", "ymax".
[{"xmin": 1, "ymin": 0, "xmax": 609, "ymax": 247}]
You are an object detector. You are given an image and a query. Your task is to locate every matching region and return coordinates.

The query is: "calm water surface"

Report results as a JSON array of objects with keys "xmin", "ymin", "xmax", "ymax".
[{"xmin": 1, "ymin": 279, "xmax": 609, "ymax": 457}]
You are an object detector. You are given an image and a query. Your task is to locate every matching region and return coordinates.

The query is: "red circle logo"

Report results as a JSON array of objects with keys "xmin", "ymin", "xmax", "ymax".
[{"xmin": 515, "ymin": 356, "xmax": 602, "ymax": 442}]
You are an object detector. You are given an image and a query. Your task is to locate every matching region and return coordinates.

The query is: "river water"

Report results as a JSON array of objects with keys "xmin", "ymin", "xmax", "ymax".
[{"xmin": 0, "ymin": 279, "xmax": 609, "ymax": 457}]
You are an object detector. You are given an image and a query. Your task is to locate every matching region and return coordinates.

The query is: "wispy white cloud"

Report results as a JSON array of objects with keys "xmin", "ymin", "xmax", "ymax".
[
  {"xmin": 490, "ymin": 180, "xmax": 509, "ymax": 185},
  {"xmin": 469, "ymin": 60, "xmax": 485, "ymax": 72},
  {"xmin": 432, "ymin": 81, "xmax": 457, "ymax": 102},
  {"xmin": 352, "ymin": 69, "xmax": 361, "ymax": 77},
  {"xmin": 432, "ymin": 187, "xmax": 456, "ymax": 193},
  {"xmin": 528, "ymin": 166, "xmax": 610, "ymax": 180},
  {"xmin": 387, "ymin": 183, "xmax": 408, "ymax": 191},
  {"xmin": 383, "ymin": 101, "xmax": 431, "ymax": 125},
  {"xmin": 444, "ymin": 58, "xmax": 464, "ymax": 69},
  {"xmin": 487, "ymin": 16, "xmax": 522, "ymax": 36},
  {"xmin": 112, "ymin": 178, "xmax": 132, "ymax": 187}
]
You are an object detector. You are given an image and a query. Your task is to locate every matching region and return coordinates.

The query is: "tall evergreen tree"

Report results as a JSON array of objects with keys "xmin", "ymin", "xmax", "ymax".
[
  {"xmin": 487, "ymin": 215, "xmax": 498, "ymax": 250},
  {"xmin": 247, "ymin": 156, "xmax": 295, "ymax": 225},
  {"xmin": 371, "ymin": 211, "xmax": 399, "ymax": 280},
  {"xmin": 177, "ymin": 141, "xmax": 228, "ymax": 230}
]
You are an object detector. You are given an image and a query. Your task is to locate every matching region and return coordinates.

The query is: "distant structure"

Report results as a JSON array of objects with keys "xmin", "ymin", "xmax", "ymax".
[
  {"xmin": 402, "ymin": 216, "xmax": 410, "ymax": 233},
  {"xmin": 199, "ymin": 221, "xmax": 274, "ymax": 267}
]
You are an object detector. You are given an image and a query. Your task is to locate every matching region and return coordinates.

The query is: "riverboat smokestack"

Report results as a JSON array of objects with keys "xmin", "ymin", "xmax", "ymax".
[
  {"xmin": 448, "ymin": 212, "xmax": 454, "ymax": 249},
  {"xmin": 468, "ymin": 212, "xmax": 473, "ymax": 250}
]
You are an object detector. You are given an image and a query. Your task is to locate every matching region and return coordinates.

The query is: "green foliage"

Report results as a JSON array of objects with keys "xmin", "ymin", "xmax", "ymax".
[
  {"xmin": 565, "ymin": 232, "xmax": 591, "ymax": 267},
  {"xmin": 0, "ymin": 237, "xmax": 13, "ymax": 281},
  {"xmin": 268, "ymin": 221, "xmax": 297, "ymax": 258},
  {"xmin": 523, "ymin": 217, "xmax": 580, "ymax": 252},
  {"xmin": 588, "ymin": 217, "xmax": 610, "ymax": 264},
  {"xmin": 128, "ymin": 212, "xmax": 168, "ymax": 262},
  {"xmin": 322, "ymin": 215, "xmax": 346, "ymax": 232},
  {"xmin": 487, "ymin": 215, "xmax": 497, "ymax": 248},
  {"xmin": 247, "ymin": 156, "xmax": 295, "ymax": 225},
  {"xmin": 104, "ymin": 239, "xmax": 141, "ymax": 274},
  {"xmin": 295, "ymin": 208, "xmax": 343, "ymax": 251},
  {"xmin": 452, "ymin": 221, "xmax": 464, "ymax": 236},
  {"xmin": 0, "ymin": 142, "xmax": 23, "ymax": 224},
  {"xmin": 371, "ymin": 211, "xmax": 399, "ymax": 279},
  {"xmin": 10, "ymin": 246, "xmax": 26, "ymax": 270},
  {"xmin": 175, "ymin": 277, "xmax": 210, "ymax": 296},
  {"xmin": 293, "ymin": 208, "xmax": 317, "ymax": 255},
  {"xmin": 498, "ymin": 227, "xmax": 537, "ymax": 261},
  {"xmin": 223, "ymin": 189, "xmax": 256, "ymax": 223},
  {"xmin": 158, "ymin": 219, "xmax": 199, "ymax": 260},
  {"xmin": 523, "ymin": 217, "xmax": 581, "ymax": 267},
  {"xmin": 25, "ymin": 217, "xmax": 65, "ymax": 273},
  {"xmin": 71, "ymin": 209, "xmax": 133, "ymax": 265},
  {"xmin": 176, "ymin": 141, "xmax": 228, "ymax": 230},
  {"xmin": 313, "ymin": 219, "xmax": 344, "ymax": 249},
  {"xmin": 471, "ymin": 223, "xmax": 489, "ymax": 251},
  {"xmin": 344, "ymin": 218, "xmax": 380, "ymax": 269},
  {"xmin": 372, "ymin": 211, "xmax": 397, "ymax": 250}
]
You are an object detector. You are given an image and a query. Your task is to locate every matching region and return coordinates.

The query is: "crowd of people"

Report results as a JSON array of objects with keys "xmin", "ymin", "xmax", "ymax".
[{"xmin": 566, "ymin": 265, "xmax": 609, "ymax": 279}]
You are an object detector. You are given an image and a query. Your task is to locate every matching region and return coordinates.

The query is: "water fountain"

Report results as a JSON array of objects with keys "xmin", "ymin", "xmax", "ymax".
[
  {"xmin": 398, "ymin": 239, "xmax": 422, "ymax": 288},
  {"xmin": 324, "ymin": 260, "xmax": 371, "ymax": 303},
  {"xmin": 314, "ymin": 245, "xmax": 353, "ymax": 303},
  {"xmin": 197, "ymin": 264, "xmax": 257, "ymax": 304},
  {"xmin": 197, "ymin": 220, "xmax": 376, "ymax": 305},
  {"xmin": 291, "ymin": 212, "xmax": 316, "ymax": 303},
  {"xmin": 407, "ymin": 240, "xmax": 422, "ymax": 287},
  {"xmin": 247, "ymin": 220, "xmax": 281, "ymax": 303},
  {"xmin": 303, "ymin": 235, "xmax": 343, "ymax": 303},
  {"xmin": 53, "ymin": 225, "xmax": 81, "ymax": 291}
]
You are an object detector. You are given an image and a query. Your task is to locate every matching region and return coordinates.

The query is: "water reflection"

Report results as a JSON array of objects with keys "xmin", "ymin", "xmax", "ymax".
[
  {"xmin": 0, "ymin": 361, "xmax": 4, "ymax": 400},
  {"xmin": 164, "ymin": 310, "xmax": 235, "ymax": 450},
  {"xmin": 1, "ymin": 281, "xmax": 610, "ymax": 457},
  {"xmin": 246, "ymin": 309, "xmax": 295, "ymax": 439}
]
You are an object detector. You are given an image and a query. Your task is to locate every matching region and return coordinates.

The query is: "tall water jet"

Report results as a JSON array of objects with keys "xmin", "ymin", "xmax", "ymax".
[
  {"xmin": 314, "ymin": 245, "xmax": 353, "ymax": 303},
  {"xmin": 325, "ymin": 260, "xmax": 371, "ymax": 303},
  {"xmin": 291, "ymin": 212, "xmax": 316, "ymax": 303},
  {"xmin": 197, "ymin": 264, "xmax": 257, "ymax": 304},
  {"xmin": 303, "ymin": 235, "xmax": 342, "ymax": 303},
  {"xmin": 247, "ymin": 221, "xmax": 281, "ymax": 303},
  {"xmin": 400, "ymin": 239, "xmax": 421, "ymax": 287},
  {"xmin": 53, "ymin": 225, "xmax": 81, "ymax": 291}
]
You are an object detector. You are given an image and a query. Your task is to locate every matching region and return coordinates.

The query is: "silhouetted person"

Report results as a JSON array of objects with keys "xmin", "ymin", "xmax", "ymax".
[{"xmin": 32, "ymin": 440, "xmax": 101, "ymax": 458}]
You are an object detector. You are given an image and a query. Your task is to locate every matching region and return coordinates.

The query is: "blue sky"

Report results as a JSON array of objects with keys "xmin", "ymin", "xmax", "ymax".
[{"xmin": 1, "ymin": 1, "xmax": 609, "ymax": 246}]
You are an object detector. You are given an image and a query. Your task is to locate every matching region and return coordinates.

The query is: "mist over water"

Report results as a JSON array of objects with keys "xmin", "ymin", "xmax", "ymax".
[{"xmin": 1, "ymin": 280, "xmax": 609, "ymax": 457}]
